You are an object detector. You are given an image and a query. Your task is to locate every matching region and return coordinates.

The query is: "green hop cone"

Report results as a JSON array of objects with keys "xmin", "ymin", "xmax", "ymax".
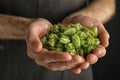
[{"xmin": 41, "ymin": 23, "xmax": 100, "ymax": 57}]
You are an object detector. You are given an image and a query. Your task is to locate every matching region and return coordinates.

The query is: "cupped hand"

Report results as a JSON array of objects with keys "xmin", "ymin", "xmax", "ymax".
[
  {"xmin": 25, "ymin": 18, "xmax": 85, "ymax": 71},
  {"xmin": 62, "ymin": 14, "xmax": 110, "ymax": 74}
]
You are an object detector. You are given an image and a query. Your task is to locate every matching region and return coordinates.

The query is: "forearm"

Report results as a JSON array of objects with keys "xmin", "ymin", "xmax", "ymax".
[
  {"xmin": 0, "ymin": 14, "xmax": 33, "ymax": 39},
  {"xmin": 77, "ymin": 0, "xmax": 116, "ymax": 23}
]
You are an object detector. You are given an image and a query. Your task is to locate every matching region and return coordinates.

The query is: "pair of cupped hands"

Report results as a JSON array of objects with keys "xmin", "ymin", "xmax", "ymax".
[{"xmin": 25, "ymin": 13, "xmax": 110, "ymax": 74}]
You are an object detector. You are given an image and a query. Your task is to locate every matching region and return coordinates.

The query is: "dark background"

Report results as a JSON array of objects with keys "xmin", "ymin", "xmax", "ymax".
[{"xmin": 92, "ymin": 0, "xmax": 120, "ymax": 80}]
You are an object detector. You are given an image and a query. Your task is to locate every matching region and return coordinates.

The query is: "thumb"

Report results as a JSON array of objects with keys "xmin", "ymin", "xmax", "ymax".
[
  {"xmin": 31, "ymin": 37, "xmax": 42, "ymax": 52},
  {"xmin": 61, "ymin": 16, "xmax": 72, "ymax": 25},
  {"xmin": 26, "ymin": 30, "xmax": 42, "ymax": 53}
]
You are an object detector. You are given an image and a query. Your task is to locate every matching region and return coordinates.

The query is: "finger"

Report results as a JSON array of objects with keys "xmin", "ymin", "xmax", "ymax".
[
  {"xmin": 86, "ymin": 54, "xmax": 98, "ymax": 64},
  {"xmin": 29, "ymin": 19, "xmax": 52, "ymax": 37},
  {"xmin": 45, "ymin": 55, "xmax": 85, "ymax": 71},
  {"xmin": 26, "ymin": 25, "xmax": 43, "ymax": 52},
  {"xmin": 93, "ymin": 45, "xmax": 106, "ymax": 58},
  {"xmin": 62, "ymin": 16, "xmax": 72, "ymax": 25},
  {"xmin": 27, "ymin": 35, "xmax": 42, "ymax": 52},
  {"xmin": 34, "ymin": 59, "xmax": 44, "ymax": 66},
  {"xmin": 62, "ymin": 16, "xmax": 98, "ymax": 30},
  {"xmin": 38, "ymin": 51, "xmax": 72, "ymax": 63},
  {"xmin": 99, "ymin": 31, "xmax": 110, "ymax": 47},
  {"xmin": 76, "ymin": 16, "xmax": 94, "ymax": 27},
  {"xmin": 71, "ymin": 61, "xmax": 89, "ymax": 74},
  {"xmin": 27, "ymin": 48, "xmax": 39, "ymax": 59},
  {"xmin": 61, "ymin": 17, "xmax": 69, "ymax": 24},
  {"xmin": 94, "ymin": 22, "xmax": 110, "ymax": 47},
  {"xmin": 72, "ymin": 61, "xmax": 90, "ymax": 74},
  {"xmin": 71, "ymin": 68, "xmax": 81, "ymax": 74},
  {"xmin": 32, "ymin": 37, "xmax": 43, "ymax": 52},
  {"xmin": 26, "ymin": 19, "xmax": 53, "ymax": 52},
  {"xmin": 80, "ymin": 61, "xmax": 90, "ymax": 70}
]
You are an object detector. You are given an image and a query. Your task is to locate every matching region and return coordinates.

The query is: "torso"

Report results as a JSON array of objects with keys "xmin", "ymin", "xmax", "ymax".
[{"xmin": 0, "ymin": 0, "xmax": 87, "ymax": 23}]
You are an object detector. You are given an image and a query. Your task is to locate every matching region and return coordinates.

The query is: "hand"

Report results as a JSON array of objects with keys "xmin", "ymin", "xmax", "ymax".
[
  {"xmin": 62, "ymin": 14, "xmax": 110, "ymax": 74},
  {"xmin": 25, "ymin": 18, "xmax": 85, "ymax": 71}
]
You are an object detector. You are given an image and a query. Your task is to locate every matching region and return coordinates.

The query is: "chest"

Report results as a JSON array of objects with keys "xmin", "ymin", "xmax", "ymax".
[{"xmin": 0, "ymin": 0, "xmax": 87, "ymax": 23}]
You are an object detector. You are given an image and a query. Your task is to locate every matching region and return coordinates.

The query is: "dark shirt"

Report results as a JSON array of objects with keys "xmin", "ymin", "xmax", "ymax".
[
  {"xmin": 0, "ymin": 0, "xmax": 93, "ymax": 80},
  {"xmin": 0, "ymin": 0, "xmax": 87, "ymax": 23}
]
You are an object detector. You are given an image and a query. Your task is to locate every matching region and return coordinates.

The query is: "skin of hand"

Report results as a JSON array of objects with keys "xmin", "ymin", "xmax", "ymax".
[
  {"xmin": 25, "ymin": 18, "xmax": 85, "ymax": 71},
  {"xmin": 62, "ymin": 13, "xmax": 110, "ymax": 74}
]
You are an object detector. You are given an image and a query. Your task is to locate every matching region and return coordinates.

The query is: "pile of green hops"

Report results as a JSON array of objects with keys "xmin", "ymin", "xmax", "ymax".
[{"xmin": 41, "ymin": 23, "xmax": 100, "ymax": 57}]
